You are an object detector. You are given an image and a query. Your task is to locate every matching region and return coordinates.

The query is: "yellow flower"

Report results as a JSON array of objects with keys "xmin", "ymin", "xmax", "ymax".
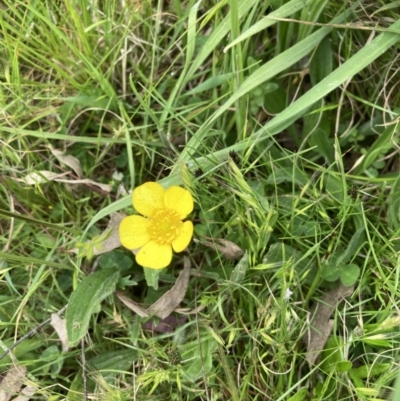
[{"xmin": 119, "ymin": 182, "xmax": 194, "ymax": 269}]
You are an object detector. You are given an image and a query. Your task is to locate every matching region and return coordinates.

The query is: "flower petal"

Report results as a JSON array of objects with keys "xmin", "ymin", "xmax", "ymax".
[
  {"xmin": 119, "ymin": 215, "xmax": 150, "ymax": 250},
  {"xmin": 172, "ymin": 221, "xmax": 193, "ymax": 252},
  {"xmin": 136, "ymin": 241, "xmax": 172, "ymax": 269},
  {"xmin": 164, "ymin": 186, "xmax": 194, "ymax": 219},
  {"xmin": 133, "ymin": 182, "xmax": 165, "ymax": 217}
]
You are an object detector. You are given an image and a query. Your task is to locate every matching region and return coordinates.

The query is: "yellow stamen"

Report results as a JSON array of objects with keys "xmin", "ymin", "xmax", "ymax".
[{"xmin": 148, "ymin": 209, "xmax": 183, "ymax": 244}]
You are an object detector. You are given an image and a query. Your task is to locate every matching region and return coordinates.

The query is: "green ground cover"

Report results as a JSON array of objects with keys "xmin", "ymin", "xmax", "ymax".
[{"xmin": 1, "ymin": 0, "xmax": 400, "ymax": 399}]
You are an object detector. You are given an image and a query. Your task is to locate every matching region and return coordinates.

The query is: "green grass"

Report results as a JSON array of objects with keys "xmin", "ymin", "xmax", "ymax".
[{"xmin": 1, "ymin": 0, "xmax": 400, "ymax": 400}]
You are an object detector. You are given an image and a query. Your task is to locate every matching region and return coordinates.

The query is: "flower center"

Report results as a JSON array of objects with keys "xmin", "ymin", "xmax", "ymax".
[{"xmin": 148, "ymin": 209, "xmax": 183, "ymax": 245}]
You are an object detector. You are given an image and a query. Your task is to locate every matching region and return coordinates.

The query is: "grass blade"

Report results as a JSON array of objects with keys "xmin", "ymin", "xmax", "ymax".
[{"xmin": 224, "ymin": 0, "xmax": 309, "ymax": 52}]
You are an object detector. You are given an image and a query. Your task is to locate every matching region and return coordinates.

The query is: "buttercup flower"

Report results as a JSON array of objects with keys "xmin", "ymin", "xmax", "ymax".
[{"xmin": 119, "ymin": 182, "xmax": 194, "ymax": 269}]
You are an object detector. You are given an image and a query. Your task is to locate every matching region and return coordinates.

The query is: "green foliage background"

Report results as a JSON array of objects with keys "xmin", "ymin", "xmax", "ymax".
[{"xmin": 1, "ymin": 0, "xmax": 400, "ymax": 399}]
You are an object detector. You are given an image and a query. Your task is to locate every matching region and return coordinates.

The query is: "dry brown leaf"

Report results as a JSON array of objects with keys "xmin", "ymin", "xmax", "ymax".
[
  {"xmin": 69, "ymin": 212, "xmax": 126, "ymax": 255},
  {"xmin": 116, "ymin": 293, "xmax": 149, "ymax": 318},
  {"xmin": 22, "ymin": 171, "xmax": 70, "ymax": 185},
  {"xmin": 50, "ymin": 147, "xmax": 83, "ymax": 178},
  {"xmin": 303, "ymin": 283, "xmax": 354, "ymax": 365},
  {"xmin": 56, "ymin": 178, "xmax": 112, "ymax": 192},
  {"xmin": 50, "ymin": 314, "xmax": 69, "ymax": 352},
  {"xmin": 200, "ymin": 238, "xmax": 244, "ymax": 260},
  {"xmin": 0, "ymin": 364, "xmax": 27, "ymax": 401},
  {"xmin": 12, "ymin": 385, "xmax": 37, "ymax": 401},
  {"xmin": 117, "ymin": 257, "xmax": 191, "ymax": 320},
  {"xmin": 146, "ymin": 257, "xmax": 191, "ymax": 319},
  {"xmin": 175, "ymin": 305, "xmax": 206, "ymax": 315},
  {"xmin": 19, "ymin": 171, "xmax": 112, "ymax": 192},
  {"xmin": 93, "ymin": 212, "xmax": 125, "ymax": 256},
  {"xmin": 142, "ymin": 315, "xmax": 187, "ymax": 333}
]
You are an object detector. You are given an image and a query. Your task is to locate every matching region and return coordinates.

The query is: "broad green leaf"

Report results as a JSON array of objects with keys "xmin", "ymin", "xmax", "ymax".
[
  {"xmin": 40, "ymin": 346, "xmax": 62, "ymax": 377},
  {"xmin": 88, "ymin": 349, "xmax": 138, "ymax": 373},
  {"xmin": 335, "ymin": 228, "xmax": 365, "ymax": 267},
  {"xmin": 99, "ymin": 250, "xmax": 133, "ymax": 271},
  {"xmin": 66, "ymin": 269, "xmax": 120, "ymax": 347},
  {"xmin": 340, "ymin": 263, "xmax": 360, "ymax": 286},
  {"xmin": 323, "ymin": 266, "xmax": 341, "ymax": 282},
  {"xmin": 67, "ymin": 350, "xmax": 138, "ymax": 400},
  {"xmin": 349, "ymin": 363, "xmax": 390, "ymax": 379},
  {"xmin": 310, "ymin": 36, "xmax": 333, "ymax": 85},
  {"xmin": 388, "ymin": 169, "xmax": 400, "ymax": 231},
  {"xmin": 335, "ymin": 360, "xmax": 353, "ymax": 372},
  {"xmin": 361, "ymin": 337, "xmax": 392, "ymax": 347},
  {"xmin": 143, "ymin": 267, "xmax": 161, "ymax": 290},
  {"xmin": 305, "ymin": 105, "xmax": 334, "ymax": 163},
  {"xmin": 35, "ymin": 233, "xmax": 56, "ymax": 249},
  {"xmin": 182, "ymin": 333, "xmax": 218, "ymax": 381},
  {"xmin": 353, "ymin": 123, "xmax": 398, "ymax": 174},
  {"xmin": 230, "ymin": 252, "xmax": 249, "ymax": 283},
  {"xmin": 321, "ymin": 336, "xmax": 344, "ymax": 372},
  {"xmin": 324, "ymin": 173, "xmax": 345, "ymax": 203},
  {"xmin": 287, "ymin": 388, "xmax": 308, "ymax": 401},
  {"xmin": 0, "ymin": 339, "xmax": 42, "ymax": 366}
]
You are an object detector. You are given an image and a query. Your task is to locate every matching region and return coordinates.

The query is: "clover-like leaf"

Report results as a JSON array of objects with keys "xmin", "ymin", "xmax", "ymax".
[{"xmin": 340, "ymin": 263, "xmax": 360, "ymax": 286}]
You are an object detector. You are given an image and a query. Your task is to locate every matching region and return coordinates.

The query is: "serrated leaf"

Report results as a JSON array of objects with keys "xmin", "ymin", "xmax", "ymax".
[
  {"xmin": 144, "ymin": 268, "xmax": 161, "ymax": 290},
  {"xmin": 66, "ymin": 269, "xmax": 120, "ymax": 347}
]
